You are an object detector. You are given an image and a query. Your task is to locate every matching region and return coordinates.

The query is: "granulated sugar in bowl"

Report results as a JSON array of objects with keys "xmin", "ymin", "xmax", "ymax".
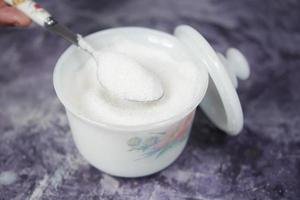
[{"xmin": 53, "ymin": 25, "xmax": 250, "ymax": 177}]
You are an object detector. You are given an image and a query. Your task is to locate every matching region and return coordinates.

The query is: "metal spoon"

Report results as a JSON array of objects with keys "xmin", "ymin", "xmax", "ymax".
[
  {"xmin": 4, "ymin": 0, "xmax": 90, "ymax": 53},
  {"xmin": 5, "ymin": 0, "xmax": 164, "ymax": 102}
]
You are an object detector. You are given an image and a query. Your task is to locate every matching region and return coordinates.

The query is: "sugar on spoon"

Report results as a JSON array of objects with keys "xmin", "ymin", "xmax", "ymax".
[{"xmin": 5, "ymin": 0, "xmax": 164, "ymax": 102}]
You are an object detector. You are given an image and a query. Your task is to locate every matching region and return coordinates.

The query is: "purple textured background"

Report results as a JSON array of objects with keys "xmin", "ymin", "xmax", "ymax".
[{"xmin": 0, "ymin": 0, "xmax": 300, "ymax": 199}]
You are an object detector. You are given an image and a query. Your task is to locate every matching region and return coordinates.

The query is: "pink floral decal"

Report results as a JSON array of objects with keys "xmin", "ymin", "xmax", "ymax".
[
  {"xmin": 33, "ymin": 3, "xmax": 41, "ymax": 9},
  {"xmin": 127, "ymin": 112, "xmax": 195, "ymax": 159}
]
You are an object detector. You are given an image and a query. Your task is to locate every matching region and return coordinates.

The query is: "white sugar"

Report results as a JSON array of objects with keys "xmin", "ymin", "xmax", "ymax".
[
  {"xmin": 95, "ymin": 51, "xmax": 163, "ymax": 101},
  {"xmin": 0, "ymin": 171, "xmax": 17, "ymax": 186},
  {"xmin": 63, "ymin": 38, "xmax": 203, "ymax": 126},
  {"xmin": 77, "ymin": 35, "xmax": 95, "ymax": 55},
  {"xmin": 78, "ymin": 36, "xmax": 163, "ymax": 101}
]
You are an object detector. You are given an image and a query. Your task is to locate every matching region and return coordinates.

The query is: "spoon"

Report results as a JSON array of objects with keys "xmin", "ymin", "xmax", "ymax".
[{"xmin": 5, "ymin": 0, "xmax": 164, "ymax": 102}]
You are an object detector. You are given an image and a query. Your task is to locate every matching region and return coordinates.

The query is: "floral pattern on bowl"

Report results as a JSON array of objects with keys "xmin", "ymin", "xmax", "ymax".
[{"xmin": 127, "ymin": 112, "xmax": 195, "ymax": 160}]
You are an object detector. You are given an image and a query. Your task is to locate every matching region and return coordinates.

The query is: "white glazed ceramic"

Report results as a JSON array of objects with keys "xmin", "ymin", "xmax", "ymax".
[
  {"xmin": 53, "ymin": 27, "xmax": 209, "ymax": 177},
  {"xmin": 53, "ymin": 26, "xmax": 249, "ymax": 177},
  {"xmin": 174, "ymin": 26, "xmax": 249, "ymax": 135}
]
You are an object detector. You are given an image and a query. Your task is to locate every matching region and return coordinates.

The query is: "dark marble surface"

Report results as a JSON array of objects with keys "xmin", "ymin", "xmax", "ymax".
[{"xmin": 0, "ymin": 0, "xmax": 300, "ymax": 199}]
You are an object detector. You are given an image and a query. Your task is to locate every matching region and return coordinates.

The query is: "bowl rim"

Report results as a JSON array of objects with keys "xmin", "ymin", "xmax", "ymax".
[{"xmin": 53, "ymin": 26, "xmax": 208, "ymax": 132}]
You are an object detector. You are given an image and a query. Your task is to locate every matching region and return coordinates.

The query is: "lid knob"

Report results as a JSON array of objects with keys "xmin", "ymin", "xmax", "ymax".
[
  {"xmin": 174, "ymin": 25, "xmax": 251, "ymax": 135},
  {"xmin": 217, "ymin": 48, "xmax": 250, "ymax": 88}
]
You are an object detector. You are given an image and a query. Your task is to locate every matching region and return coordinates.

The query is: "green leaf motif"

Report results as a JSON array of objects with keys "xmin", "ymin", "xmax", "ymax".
[{"xmin": 127, "ymin": 137, "xmax": 141, "ymax": 147}]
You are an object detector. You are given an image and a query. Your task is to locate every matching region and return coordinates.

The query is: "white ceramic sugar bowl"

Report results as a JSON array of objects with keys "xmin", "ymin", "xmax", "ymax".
[{"xmin": 53, "ymin": 25, "xmax": 250, "ymax": 177}]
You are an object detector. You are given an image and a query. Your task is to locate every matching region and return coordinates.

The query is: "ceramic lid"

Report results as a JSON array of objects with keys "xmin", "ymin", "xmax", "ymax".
[{"xmin": 174, "ymin": 25, "xmax": 250, "ymax": 135}]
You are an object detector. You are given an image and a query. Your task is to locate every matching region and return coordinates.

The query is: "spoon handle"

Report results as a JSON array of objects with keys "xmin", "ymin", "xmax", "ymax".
[{"xmin": 4, "ymin": 0, "xmax": 80, "ymax": 46}]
